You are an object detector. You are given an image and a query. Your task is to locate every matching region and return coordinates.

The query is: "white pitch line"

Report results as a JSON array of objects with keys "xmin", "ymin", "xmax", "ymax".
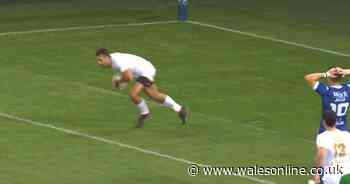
[
  {"xmin": 188, "ymin": 20, "xmax": 350, "ymax": 58},
  {"xmin": 0, "ymin": 112, "xmax": 276, "ymax": 184},
  {"xmin": 0, "ymin": 20, "xmax": 179, "ymax": 36}
]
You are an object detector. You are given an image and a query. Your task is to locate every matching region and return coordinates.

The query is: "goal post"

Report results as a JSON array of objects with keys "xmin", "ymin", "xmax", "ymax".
[{"xmin": 177, "ymin": 0, "xmax": 188, "ymax": 21}]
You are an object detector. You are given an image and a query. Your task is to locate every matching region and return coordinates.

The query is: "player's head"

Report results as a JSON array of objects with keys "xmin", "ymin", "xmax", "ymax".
[
  {"xmin": 327, "ymin": 66, "xmax": 344, "ymax": 84},
  {"xmin": 96, "ymin": 48, "xmax": 112, "ymax": 68},
  {"xmin": 323, "ymin": 110, "xmax": 337, "ymax": 129}
]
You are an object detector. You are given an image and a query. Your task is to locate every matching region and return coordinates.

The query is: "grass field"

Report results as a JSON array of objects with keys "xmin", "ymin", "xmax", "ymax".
[{"xmin": 1, "ymin": 0, "xmax": 350, "ymax": 183}]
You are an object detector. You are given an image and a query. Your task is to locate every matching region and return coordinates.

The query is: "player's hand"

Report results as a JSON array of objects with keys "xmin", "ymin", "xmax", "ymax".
[
  {"xmin": 112, "ymin": 75, "xmax": 128, "ymax": 90},
  {"xmin": 112, "ymin": 75, "xmax": 121, "ymax": 88},
  {"xmin": 112, "ymin": 80, "xmax": 120, "ymax": 88},
  {"xmin": 336, "ymin": 67, "xmax": 349, "ymax": 76},
  {"xmin": 326, "ymin": 67, "xmax": 340, "ymax": 78}
]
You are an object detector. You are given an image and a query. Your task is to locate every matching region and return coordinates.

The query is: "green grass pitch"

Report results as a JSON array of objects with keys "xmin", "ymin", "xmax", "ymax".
[{"xmin": 1, "ymin": 0, "xmax": 350, "ymax": 183}]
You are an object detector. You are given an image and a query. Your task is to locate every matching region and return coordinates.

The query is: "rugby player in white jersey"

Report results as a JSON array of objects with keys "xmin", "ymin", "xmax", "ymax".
[
  {"xmin": 312, "ymin": 111, "xmax": 350, "ymax": 184},
  {"xmin": 96, "ymin": 48, "xmax": 188, "ymax": 128}
]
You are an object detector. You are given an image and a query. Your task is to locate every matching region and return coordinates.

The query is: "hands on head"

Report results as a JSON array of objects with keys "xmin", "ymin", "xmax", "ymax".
[{"xmin": 326, "ymin": 66, "xmax": 346, "ymax": 78}]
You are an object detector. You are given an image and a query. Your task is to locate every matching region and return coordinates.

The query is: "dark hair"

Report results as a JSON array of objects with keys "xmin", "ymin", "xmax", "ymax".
[
  {"xmin": 328, "ymin": 65, "xmax": 338, "ymax": 70},
  {"xmin": 323, "ymin": 111, "xmax": 337, "ymax": 127},
  {"xmin": 96, "ymin": 48, "xmax": 110, "ymax": 56}
]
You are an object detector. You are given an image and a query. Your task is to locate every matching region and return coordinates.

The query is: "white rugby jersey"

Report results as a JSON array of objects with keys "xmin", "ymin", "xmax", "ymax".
[
  {"xmin": 110, "ymin": 52, "xmax": 156, "ymax": 80},
  {"xmin": 317, "ymin": 129, "xmax": 350, "ymax": 183}
]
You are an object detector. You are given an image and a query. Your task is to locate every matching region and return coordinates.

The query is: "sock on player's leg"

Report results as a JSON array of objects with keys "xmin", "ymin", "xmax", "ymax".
[
  {"xmin": 162, "ymin": 96, "xmax": 182, "ymax": 112},
  {"xmin": 137, "ymin": 99, "xmax": 150, "ymax": 115}
]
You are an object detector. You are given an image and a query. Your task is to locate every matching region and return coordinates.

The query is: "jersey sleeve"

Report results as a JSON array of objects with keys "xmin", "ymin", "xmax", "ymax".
[
  {"xmin": 114, "ymin": 60, "xmax": 129, "ymax": 72},
  {"xmin": 111, "ymin": 54, "xmax": 130, "ymax": 72},
  {"xmin": 316, "ymin": 134, "xmax": 327, "ymax": 148},
  {"xmin": 118, "ymin": 62, "xmax": 129, "ymax": 72},
  {"xmin": 313, "ymin": 81, "xmax": 329, "ymax": 96}
]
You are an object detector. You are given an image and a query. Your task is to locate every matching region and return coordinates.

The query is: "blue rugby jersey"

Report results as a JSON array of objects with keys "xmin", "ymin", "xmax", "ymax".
[{"xmin": 314, "ymin": 81, "xmax": 350, "ymax": 133}]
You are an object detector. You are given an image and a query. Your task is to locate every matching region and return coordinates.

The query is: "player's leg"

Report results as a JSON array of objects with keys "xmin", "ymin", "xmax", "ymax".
[
  {"xmin": 144, "ymin": 83, "xmax": 179, "ymax": 110},
  {"xmin": 143, "ymin": 81, "xmax": 188, "ymax": 124},
  {"xmin": 129, "ymin": 82, "xmax": 150, "ymax": 128}
]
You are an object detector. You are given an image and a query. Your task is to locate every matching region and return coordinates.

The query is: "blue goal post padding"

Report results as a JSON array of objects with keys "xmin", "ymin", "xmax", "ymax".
[{"xmin": 178, "ymin": 0, "xmax": 188, "ymax": 21}]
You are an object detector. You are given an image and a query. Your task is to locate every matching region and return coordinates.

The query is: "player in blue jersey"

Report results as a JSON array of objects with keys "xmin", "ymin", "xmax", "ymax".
[{"xmin": 305, "ymin": 66, "xmax": 350, "ymax": 133}]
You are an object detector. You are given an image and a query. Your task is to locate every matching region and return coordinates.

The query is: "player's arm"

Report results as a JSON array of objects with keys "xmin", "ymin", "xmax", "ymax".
[
  {"xmin": 112, "ymin": 69, "xmax": 133, "ymax": 88},
  {"xmin": 313, "ymin": 146, "xmax": 327, "ymax": 184},
  {"xmin": 304, "ymin": 68, "xmax": 338, "ymax": 88},
  {"xmin": 339, "ymin": 68, "xmax": 350, "ymax": 76},
  {"xmin": 315, "ymin": 146, "xmax": 327, "ymax": 171},
  {"xmin": 120, "ymin": 69, "xmax": 133, "ymax": 82},
  {"xmin": 304, "ymin": 73, "xmax": 327, "ymax": 88}
]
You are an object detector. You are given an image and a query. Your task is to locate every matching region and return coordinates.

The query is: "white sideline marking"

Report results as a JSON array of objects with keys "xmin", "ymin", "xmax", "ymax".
[
  {"xmin": 0, "ymin": 112, "xmax": 276, "ymax": 184},
  {"xmin": 36, "ymin": 73, "xmax": 128, "ymax": 99},
  {"xmin": 0, "ymin": 20, "xmax": 178, "ymax": 36},
  {"xmin": 188, "ymin": 20, "xmax": 350, "ymax": 58},
  {"xmin": 1, "ymin": 19, "xmax": 348, "ymax": 59}
]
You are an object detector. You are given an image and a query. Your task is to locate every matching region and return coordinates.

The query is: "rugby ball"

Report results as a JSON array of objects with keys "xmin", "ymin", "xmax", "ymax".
[{"xmin": 112, "ymin": 74, "xmax": 128, "ymax": 90}]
